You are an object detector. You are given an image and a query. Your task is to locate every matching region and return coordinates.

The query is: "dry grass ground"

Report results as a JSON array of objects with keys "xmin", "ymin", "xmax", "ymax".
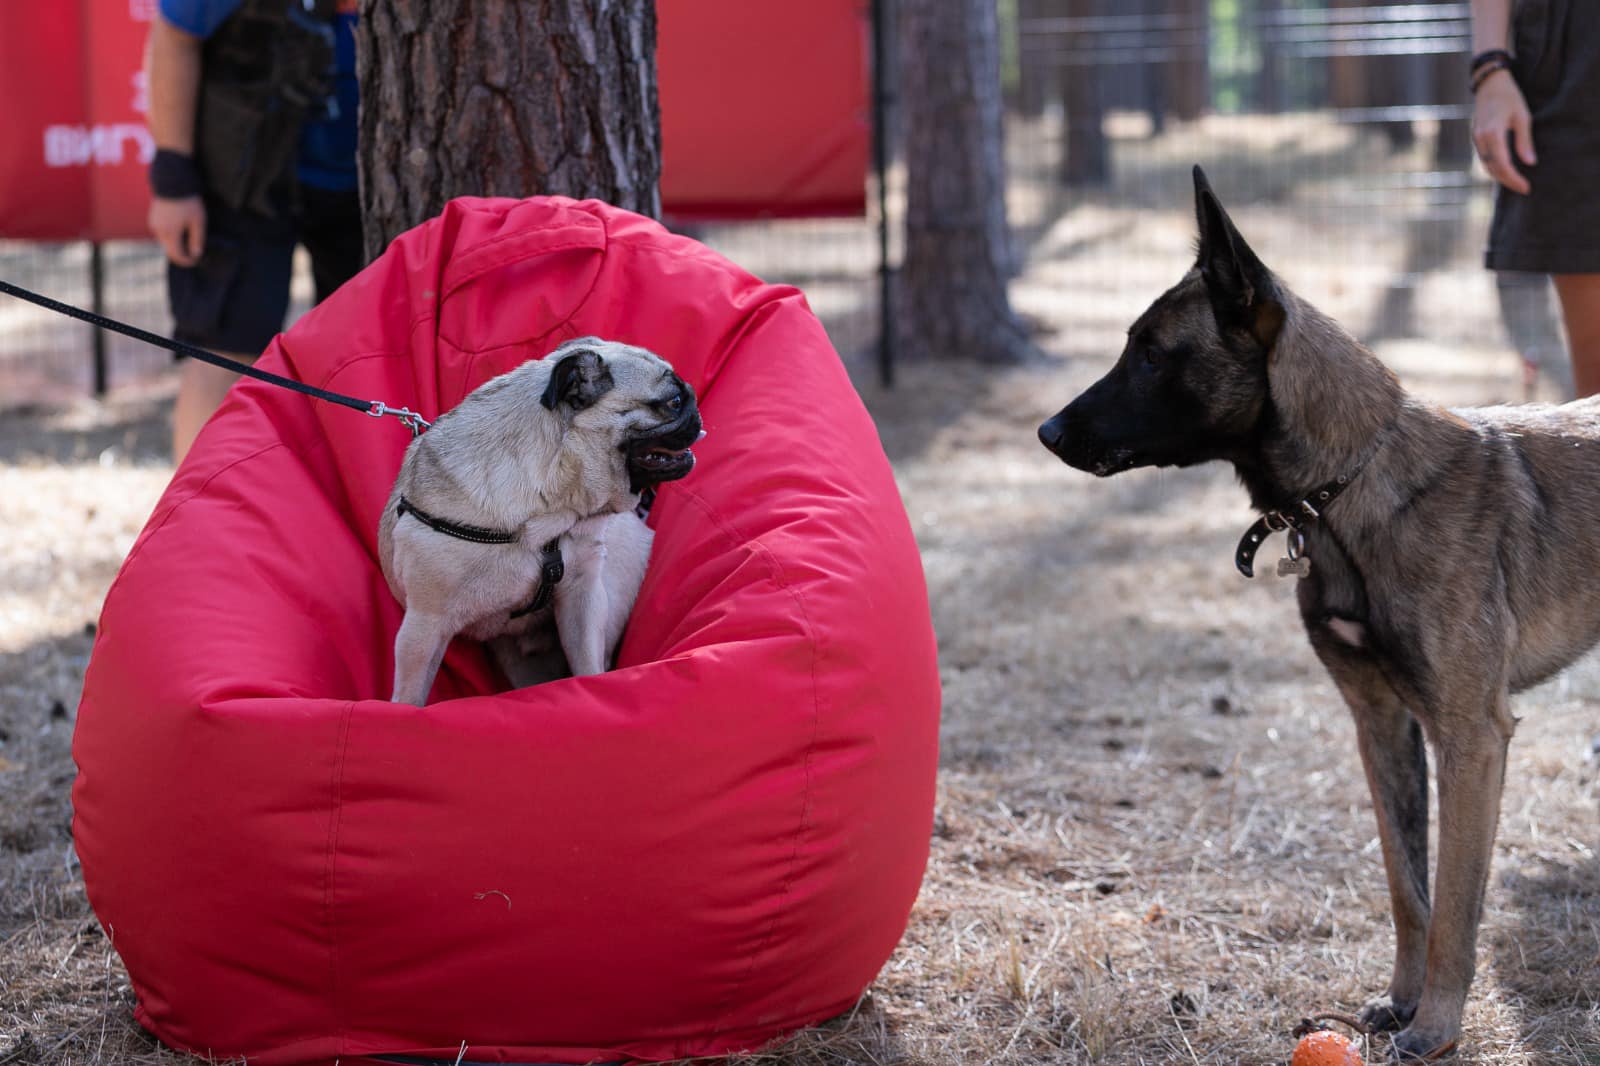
[{"xmin": 3, "ymin": 182, "xmax": 1598, "ymax": 1062}]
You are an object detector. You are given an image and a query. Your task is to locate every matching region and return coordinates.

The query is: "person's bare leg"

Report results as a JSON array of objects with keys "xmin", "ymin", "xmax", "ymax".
[
  {"xmin": 1552, "ymin": 274, "xmax": 1600, "ymax": 398},
  {"xmin": 172, "ymin": 353, "xmax": 255, "ymax": 464}
]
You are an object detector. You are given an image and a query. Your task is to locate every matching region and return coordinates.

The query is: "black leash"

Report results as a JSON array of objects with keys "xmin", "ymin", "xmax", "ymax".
[
  {"xmin": 1, "ymin": 276, "xmax": 579, "ymax": 613},
  {"xmin": 0, "ymin": 277, "xmax": 430, "ymax": 435}
]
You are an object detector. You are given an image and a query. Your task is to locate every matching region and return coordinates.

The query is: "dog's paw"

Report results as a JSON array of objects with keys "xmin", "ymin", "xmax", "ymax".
[
  {"xmin": 1359, "ymin": 995, "xmax": 1416, "ymax": 1033},
  {"xmin": 1387, "ymin": 1024, "xmax": 1459, "ymax": 1062}
]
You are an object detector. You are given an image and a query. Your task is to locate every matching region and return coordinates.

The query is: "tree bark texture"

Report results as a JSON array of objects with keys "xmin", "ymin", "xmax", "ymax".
[
  {"xmin": 898, "ymin": 0, "xmax": 1031, "ymax": 363},
  {"xmin": 356, "ymin": 0, "xmax": 660, "ymax": 262}
]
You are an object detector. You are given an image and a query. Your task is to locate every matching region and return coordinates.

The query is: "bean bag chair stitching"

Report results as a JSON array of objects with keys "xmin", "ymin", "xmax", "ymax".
[
  {"xmin": 453, "ymin": 324, "xmax": 589, "ymax": 397},
  {"xmin": 110, "ymin": 440, "xmax": 287, "ymax": 584},
  {"xmin": 438, "ymin": 243, "xmax": 605, "ymax": 356},
  {"xmin": 678, "ymin": 298, "xmax": 794, "ymax": 408},
  {"xmin": 303, "ymin": 347, "xmax": 415, "ymax": 403},
  {"xmin": 667, "ymin": 482, "xmax": 823, "ymax": 1041},
  {"xmin": 438, "ymin": 212, "xmax": 604, "ymax": 298},
  {"xmin": 441, "ymin": 235, "xmax": 607, "ymax": 306},
  {"xmin": 438, "ymin": 228, "xmax": 609, "ymax": 350},
  {"xmin": 323, "ymin": 698, "xmax": 356, "ymax": 1056},
  {"xmin": 452, "ymin": 329, "xmax": 570, "ymax": 360},
  {"xmin": 615, "ymin": 237, "xmax": 799, "ymax": 328},
  {"xmin": 599, "ymin": 239, "xmax": 806, "ymax": 402}
]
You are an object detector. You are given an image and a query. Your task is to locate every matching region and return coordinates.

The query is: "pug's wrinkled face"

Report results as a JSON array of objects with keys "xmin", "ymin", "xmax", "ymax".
[{"xmin": 539, "ymin": 337, "xmax": 703, "ymax": 491}]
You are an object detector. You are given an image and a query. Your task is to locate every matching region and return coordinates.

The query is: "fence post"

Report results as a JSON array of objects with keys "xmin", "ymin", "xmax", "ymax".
[
  {"xmin": 90, "ymin": 240, "xmax": 108, "ymax": 396},
  {"xmin": 872, "ymin": 0, "xmax": 896, "ymax": 387}
]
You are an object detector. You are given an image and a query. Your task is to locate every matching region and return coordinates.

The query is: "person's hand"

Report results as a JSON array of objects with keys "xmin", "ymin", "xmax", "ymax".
[
  {"xmin": 148, "ymin": 195, "xmax": 207, "ymax": 267},
  {"xmin": 1472, "ymin": 68, "xmax": 1536, "ymax": 195}
]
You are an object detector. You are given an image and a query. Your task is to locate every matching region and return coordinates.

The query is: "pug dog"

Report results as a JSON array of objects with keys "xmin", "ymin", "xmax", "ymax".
[{"xmin": 377, "ymin": 337, "xmax": 702, "ymax": 706}]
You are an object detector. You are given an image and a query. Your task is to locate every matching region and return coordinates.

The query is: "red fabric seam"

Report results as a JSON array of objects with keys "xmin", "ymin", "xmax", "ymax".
[
  {"xmin": 668, "ymin": 483, "xmax": 823, "ymax": 1041},
  {"xmin": 323, "ymin": 699, "xmax": 357, "ymax": 1056}
]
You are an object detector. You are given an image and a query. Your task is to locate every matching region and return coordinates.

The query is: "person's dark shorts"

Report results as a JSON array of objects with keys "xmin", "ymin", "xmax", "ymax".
[
  {"xmin": 169, "ymin": 184, "xmax": 363, "ymax": 356},
  {"xmin": 1486, "ymin": 0, "xmax": 1600, "ymax": 274}
]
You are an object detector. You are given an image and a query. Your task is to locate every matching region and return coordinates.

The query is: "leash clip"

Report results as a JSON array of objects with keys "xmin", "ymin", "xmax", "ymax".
[{"xmin": 368, "ymin": 400, "xmax": 432, "ymax": 437}]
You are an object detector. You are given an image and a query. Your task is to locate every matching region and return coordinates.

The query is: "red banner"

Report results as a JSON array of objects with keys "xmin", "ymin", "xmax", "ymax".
[
  {"xmin": 0, "ymin": 1, "xmax": 157, "ymax": 240},
  {"xmin": 658, "ymin": 0, "xmax": 869, "ymax": 220},
  {"xmin": 0, "ymin": 1, "xmax": 867, "ymax": 242}
]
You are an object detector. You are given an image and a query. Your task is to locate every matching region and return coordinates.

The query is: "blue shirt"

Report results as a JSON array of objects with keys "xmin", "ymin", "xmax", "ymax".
[{"xmin": 160, "ymin": 0, "xmax": 359, "ymax": 192}]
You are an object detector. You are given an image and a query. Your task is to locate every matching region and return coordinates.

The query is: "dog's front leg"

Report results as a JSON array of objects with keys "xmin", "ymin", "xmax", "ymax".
[
  {"xmin": 1353, "ymin": 697, "xmax": 1432, "ymax": 1033},
  {"xmin": 392, "ymin": 610, "xmax": 454, "ymax": 706},
  {"xmin": 1323, "ymin": 654, "xmax": 1432, "ymax": 1034},
  {"xmin": 1393, "ymin": 695, "xmax": 1512, "ymax": 1061},
  {"xmin": 553, "ymin": 512, "xmax": 652, "ymax": 676}
]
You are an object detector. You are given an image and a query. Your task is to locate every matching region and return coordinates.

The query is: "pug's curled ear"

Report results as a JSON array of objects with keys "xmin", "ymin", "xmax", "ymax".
[
  {"xmin": 540, "ymin": 348, "xmax": 614, "ymax": 411},
  {"xmin": 1192, "ymin": 165, "xmax": 1283, "ymax": 351}
]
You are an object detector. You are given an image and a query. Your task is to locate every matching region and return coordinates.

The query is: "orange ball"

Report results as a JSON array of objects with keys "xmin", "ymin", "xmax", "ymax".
[{"xmin": 1291, "ymin": 1030, "xmax": 1363, "ymax": 1066}]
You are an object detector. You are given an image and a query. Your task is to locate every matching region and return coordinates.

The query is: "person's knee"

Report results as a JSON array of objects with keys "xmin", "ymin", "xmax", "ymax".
[
  {"xmin": 179, "ymin": 353, "xmax": 253, "ymax": 399},
  {"xmin": 172, "ymin": 353, "xmax": 255, "ymax": 463}
]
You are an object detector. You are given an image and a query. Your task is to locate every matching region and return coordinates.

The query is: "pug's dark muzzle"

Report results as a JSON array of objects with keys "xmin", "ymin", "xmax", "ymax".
[{"xmin": 626, "ymin": 399, "xmax": 703, "ymax": 491}]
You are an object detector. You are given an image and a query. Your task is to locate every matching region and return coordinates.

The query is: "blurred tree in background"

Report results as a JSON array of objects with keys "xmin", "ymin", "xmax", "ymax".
[
  {"xmin": 356, "ymin": 0, "xmax": 660, "ymax": 261},
  {"xmin": 898, "ymin": 0, "xmax": 1032, "ymax": 363}
]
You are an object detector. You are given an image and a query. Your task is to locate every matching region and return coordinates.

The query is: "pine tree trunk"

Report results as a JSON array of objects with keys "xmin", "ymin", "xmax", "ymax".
[
  {"xmin": 898, "ymin": 0, "xmax": 1031, "ymax": 363},
  {"xmin": 356, "ymin": 0, "xmax": 660, "ymax": 262}
]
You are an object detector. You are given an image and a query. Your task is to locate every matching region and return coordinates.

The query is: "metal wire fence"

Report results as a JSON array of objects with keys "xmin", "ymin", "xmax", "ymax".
[
  {"xmin": 1002, "ymin": 0, "xmax": 1566, "ymax": 392},
  {"xmin": 0, "ymin": 1, "xmax": 1566, "ymax": 412}
]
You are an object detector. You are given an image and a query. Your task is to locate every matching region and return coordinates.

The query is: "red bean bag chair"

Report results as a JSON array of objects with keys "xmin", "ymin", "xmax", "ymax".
[{"xmin": 72, "ymin": 197, "xmax": 940, "ymax": 1065}]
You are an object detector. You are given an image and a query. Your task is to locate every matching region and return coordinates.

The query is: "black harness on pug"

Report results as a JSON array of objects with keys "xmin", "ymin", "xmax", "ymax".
[
  {"xmin": 393, "ymin": 488, "xmax": 657, "ymax": 618},
  {"xmin": 394, "ymin": 496, "xmax": 565, "ymax": 618}
]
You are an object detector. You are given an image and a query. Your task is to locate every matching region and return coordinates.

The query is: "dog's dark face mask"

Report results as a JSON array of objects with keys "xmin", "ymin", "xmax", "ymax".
[
  {"xmin": 1038, "ymin": 166, "xmax": 1283, "ymax": 476},
  {"xmin": 539, "ymin": 341, "xmax": 705, "ymax": 494},
  {"xmin": 621, "ymin": 375, "xmax": 702, "ymax": 492}
]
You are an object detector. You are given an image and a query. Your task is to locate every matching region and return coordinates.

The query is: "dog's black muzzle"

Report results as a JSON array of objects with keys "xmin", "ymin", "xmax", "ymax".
[
  {"xmin": 625, "ymin": 389, "xmax": 703, "ymax": 492},
  {"xmin": 1038, "ymin": 376, "xmax": 1138, "ymax": 477}
]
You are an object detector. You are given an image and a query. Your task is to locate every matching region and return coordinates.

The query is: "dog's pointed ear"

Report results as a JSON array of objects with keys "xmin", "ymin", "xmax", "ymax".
[
  {"xmin": 540, "ymin": 347, "xmax": 614, "ymax": 411},
  {"xmin": 1193, "ymin": 165, "xmax": 1283, "ymax": 351}
]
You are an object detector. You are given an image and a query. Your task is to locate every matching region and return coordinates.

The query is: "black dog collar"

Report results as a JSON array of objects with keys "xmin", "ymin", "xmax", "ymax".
[
  {"xmin": 1235, "ymin": 421, "xmax": 1397, "ymax": 579},
  {"xmin": 1234, "ymin": 473, "xmax": 1357, "ymax": 578}
]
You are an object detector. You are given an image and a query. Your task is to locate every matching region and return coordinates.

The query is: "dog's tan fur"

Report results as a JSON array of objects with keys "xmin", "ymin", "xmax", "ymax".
[
  {"xmin": 1040, "ymin": 167, "xmax": 1600, "ymax": 1060},
  {"xmin": 378, "ymin": 337, "xmax": 699, "ymax": 706}
]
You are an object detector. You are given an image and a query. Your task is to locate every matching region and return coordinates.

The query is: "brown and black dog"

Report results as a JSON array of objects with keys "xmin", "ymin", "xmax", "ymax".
[{"xmin": 1040, "ymin": 166, "xmax": 1600, "ymax": 1060}]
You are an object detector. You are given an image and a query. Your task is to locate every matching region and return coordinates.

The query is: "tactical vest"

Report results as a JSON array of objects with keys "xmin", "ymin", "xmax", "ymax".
[{"xmin": 194, "ymin": 0, "xmax": 338, "ymax": 218}]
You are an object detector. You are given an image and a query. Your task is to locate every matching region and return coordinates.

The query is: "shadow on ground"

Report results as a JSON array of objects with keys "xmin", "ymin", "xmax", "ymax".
[
  {"xmin": 0, "ymin": 392, "xmax": 171, "ymax": 466},
  {"xmin": 1491, "ymin": 852, "xmax": 1600, "ymax": 1056}
]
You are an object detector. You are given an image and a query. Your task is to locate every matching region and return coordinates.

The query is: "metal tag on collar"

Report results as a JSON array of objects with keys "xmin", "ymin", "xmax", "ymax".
[{"xmin": 1277, "ymin": 528, "xmax": 1311, "ymax": 578}]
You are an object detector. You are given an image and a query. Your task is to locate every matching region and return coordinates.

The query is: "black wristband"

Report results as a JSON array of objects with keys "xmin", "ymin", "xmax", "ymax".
[
  {"xmin": 1470, "ymin": 48, "xmax": 1513, "ymax": 74},
  {"xmin": 149, "ymin": 148, "xmax": 203, "ymax": 199},
  {"xmin": 1471, "ymin": 57, "xmax": 1513, "ymax": 94}
]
